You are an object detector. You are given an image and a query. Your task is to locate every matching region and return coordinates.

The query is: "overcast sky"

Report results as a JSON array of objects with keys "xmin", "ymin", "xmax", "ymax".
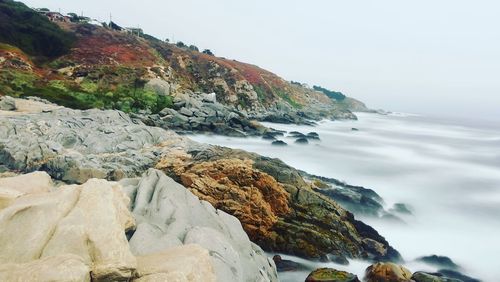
[{"xmin": 23, "ymin": 0, "xmax": 500, "ymax": 120}]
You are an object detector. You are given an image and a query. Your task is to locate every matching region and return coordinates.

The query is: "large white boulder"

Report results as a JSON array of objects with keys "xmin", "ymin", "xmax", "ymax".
[
  {"xmin": 121, "ymin": 169, "xmax": 279, "ymax": 282},
  {"xmin": 134, "ymin": 244, "xmax": 216, "ymax": 282},
  {"xmin": 0, "ymin": 173, "xmax": 137, "ymax": 281}
]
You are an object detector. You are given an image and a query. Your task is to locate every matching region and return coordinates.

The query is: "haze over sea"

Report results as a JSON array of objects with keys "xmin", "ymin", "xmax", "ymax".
[{"xmin": 191, "ymin": 112, "xmax": 500, "ymax": 281}]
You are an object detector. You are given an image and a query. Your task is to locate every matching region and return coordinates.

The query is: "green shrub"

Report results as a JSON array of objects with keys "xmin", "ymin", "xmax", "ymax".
[
  {"xmin": 0, "ymin": 0, "xmax": 76, "ymax": 58},
  {"xmin": 313, "ymin": 85, "xmax": 346, "ymax": 101}
]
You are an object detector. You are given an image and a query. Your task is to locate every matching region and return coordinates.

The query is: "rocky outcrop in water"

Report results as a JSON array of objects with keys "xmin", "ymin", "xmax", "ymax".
[
  {"xmin": 303, "ymin": 172, "xmax": 409, "ymax": 222},
  {"xmin": 364, "ymin": 262, "xmax": 413, "ymax": 282},
  {"xmin": 157, "ymin": 146, "xmax": 401, "ymax": 262},
  {"xmin": 416, "ymin": 255, "xmax": 460, "ymax": 270},
  {"xmin": 305, "ymin": 268, "xmax": 360, "ymax": 282},
  {"xmin": 363, "ymin": 262, "xmax": 480, "ymax": 282}
]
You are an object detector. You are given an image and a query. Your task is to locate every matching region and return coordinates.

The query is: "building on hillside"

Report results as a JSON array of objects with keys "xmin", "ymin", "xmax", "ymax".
[
  {"xmin": 46, "ymin": 12, "xmax": 70, "ymax": 22},
  {"xmin": 109, "ymin": 21, "xmax": 123, "ymax": 31},
  {"xmin": 124, "ymin": 27, "xmax": 143, "ymax": 36}
]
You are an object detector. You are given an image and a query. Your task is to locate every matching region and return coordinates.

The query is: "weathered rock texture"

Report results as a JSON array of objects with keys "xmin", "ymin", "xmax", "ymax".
[
  {"xmin": 157, "ymin": 157, "xmax": 290, "ymax": 239},
  {"xmin": 305, "ymin": 268, "xmax": 360, "ymax": 282},
  {"xmin": 0, "ymin": 106, "xmax": 400, "ymax": 266},
  {"xmin": 121, "ymin": 169, "xmax": 278, "ymax": 282},
  {"xmin": 157, "ymin": 146, "xmax": 401, "ymax": 262},
  {"xmin": 0, "ymin": 172, "xmax": 137, "ymax": 281},
  {"xmin": 0, "ymin": 172, "xmax": 239, "ymax": 282},
  {"xmin": 364, "ymin": 262, "xmax": 413, "ymax": 282},
  {"xmin": 0, "ymin": 108, "xmax": 190, "ymax": 183},
  {"xmin": 134, "ymin": 244, "xmax": 216, "ymax": 282}
]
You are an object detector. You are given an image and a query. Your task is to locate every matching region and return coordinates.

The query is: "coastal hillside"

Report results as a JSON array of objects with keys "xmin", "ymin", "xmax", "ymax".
[{"xmin": 0, "ymin": 0, "xmax": 368, "ymax": 123}]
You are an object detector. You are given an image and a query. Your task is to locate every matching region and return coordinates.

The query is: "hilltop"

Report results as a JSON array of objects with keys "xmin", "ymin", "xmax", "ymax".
[{"xmin": 0, "ymin": 0, "xmax": 370, "ymax": 135}]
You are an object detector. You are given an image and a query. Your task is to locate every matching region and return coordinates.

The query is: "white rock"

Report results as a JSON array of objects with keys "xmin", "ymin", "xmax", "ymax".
[
  {"xmin": 121, "ymin": 169, "xmax": 279, "ymax": 282},
  {"xmin": 0, "ymin": 176, "xmax": 137, "ymax": 280},
  {"xmin": 0, "ymin": 254, "xmax": 90, "ymax": 282},
  {"xmin": 134, "ymin": 244, "xmax": 216, "ymax": 282},
  {"xmin": 0, "ymin": 171, "xmax": 53, "ymax": 208}
]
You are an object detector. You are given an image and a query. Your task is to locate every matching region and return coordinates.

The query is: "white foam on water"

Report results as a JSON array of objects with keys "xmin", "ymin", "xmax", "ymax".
[{"xmin": 191, "ymin": 113, "xmax": 500, "ymax": 281}]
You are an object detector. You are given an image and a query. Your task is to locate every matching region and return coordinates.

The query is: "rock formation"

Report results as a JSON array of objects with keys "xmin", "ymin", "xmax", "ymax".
[
  {"xmin": 121, "ymin": 169, "xmax": 279, "ymax": 282},
  {"xmin": 157, "ymin": 146, "xmax": 401, "ymax": 262},
  {"xmin": 0, "ymin": 170, "xmax": 276, "ymax": 281},
  {"xmin": 0, "ymin": 105, "xmax": 400, "ymax": 269},
  {"xmin": 364, "ymin": 262, "xmax": 413, "ymax": 282},
  {"xmin": 305, "ymin": 268, "xmax": 360, "ymax": 282}
]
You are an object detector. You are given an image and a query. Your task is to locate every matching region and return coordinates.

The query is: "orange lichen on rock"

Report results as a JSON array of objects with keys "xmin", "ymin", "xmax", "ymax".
[{"xmin": 157, "ymin": 156, "xmax": 290, "ymax": 240}]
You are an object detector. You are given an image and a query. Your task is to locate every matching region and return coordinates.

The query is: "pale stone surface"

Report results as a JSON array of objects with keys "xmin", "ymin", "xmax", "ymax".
[
  {"xmin": 122, "ymin": 169, "xmax": 279, "ymax": 282},
  {"xmin": 0, "ymin": 175, "xmax": 137, "ymax": 281},
  {"xmin": 0, "ymin": 172, "xmax": 53, "ymax": 209},
  {"xmin": 0, "ymin": 172, "xmax": 222, "ymax": 281},
  {"xmin": 134, "ymin": 244, "xmax": 216, "ymax": 282},
  {"xmin": 0, "ymin": 254, "xmax": 90, "ymax": 282},
  {"xmin": 41, "ymin": 179, "xmax": 137, "ymax": 281}
]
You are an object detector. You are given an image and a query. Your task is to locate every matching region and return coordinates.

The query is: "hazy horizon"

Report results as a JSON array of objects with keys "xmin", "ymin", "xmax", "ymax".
[{"xmin": 22, "ymin": 0, "xmax": 500, "ymax": 121}]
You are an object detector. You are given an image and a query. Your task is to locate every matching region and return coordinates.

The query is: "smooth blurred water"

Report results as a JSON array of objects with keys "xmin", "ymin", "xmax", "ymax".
[{"xmin": 190, "ymin": 113, "xmax": 500, "ymax": 281}]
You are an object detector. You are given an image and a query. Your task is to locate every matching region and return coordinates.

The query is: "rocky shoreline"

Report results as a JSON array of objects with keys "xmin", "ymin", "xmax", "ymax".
[
  {"xmin": 131, "ymin": 86, "xmax": 359, "ymax": 138},
  {"xmin": 0, "ymin": 97, "xmax": 482, "ymax": 282},
  {"xmin": 0, "ymin": 98, "xmax": 400, "ymax": 279}
]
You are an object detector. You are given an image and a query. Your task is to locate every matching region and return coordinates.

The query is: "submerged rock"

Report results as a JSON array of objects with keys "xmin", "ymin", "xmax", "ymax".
[
  {"xmin": 390, "ymin": 203, "xmax": 413, "ymax": 215},
  {"xmin": 305, "ymin": 268, "xmax": 360, "ymax": 282},
  {"xmin": 305, "ymin": 173, "xmax": 385, "ymax": 217},
  {"xmin": 289, "ymin": 131, "xmax": 306, "ymax": 138},
  {"xmin": 437, "ymin": 269, "xmax": 481, "ymax": 282},
  {"xmin": 364, "ymin": 262, "xmax": 413, "ymax": 282},
  {"xmin": 306, "ymin": 132, "xmax": 320, "ymax": 140},
  {"xmin": 271, "ymin": 140, "xmax": 288, "ymax": 146},
  {"xmin": 272, "ymin": 255, "xmax": 308, "ymax": 272},
  {"xmin": 295, "ymin": 137, "xmax": 309, "ymax": 144},
  {"xmin": 412, "ymin": 271, "xmax": 462, "ymax": 282},
  {"xmin": 417, "ymin": 255, "xmax": 460, "ymax": 270}
]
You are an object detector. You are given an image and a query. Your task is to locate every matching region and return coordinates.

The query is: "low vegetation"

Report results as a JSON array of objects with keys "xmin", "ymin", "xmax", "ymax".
[
  {"xmin": 0, "ymin": 68, "xmax": 172, "ymax": 113},
  {"xmin": 313, "ymin": 85, "xmax": 346, "ymax": 101},
  {"xmin": 0, "ymin": 0, "xmax": 75, "ymax": 58}
]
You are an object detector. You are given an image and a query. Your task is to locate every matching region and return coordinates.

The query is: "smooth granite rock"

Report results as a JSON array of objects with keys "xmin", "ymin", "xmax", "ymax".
[
  {"xmin": 0, "ymin": 254, "xmax": 90, "ymax": 282},
  {"xmin": 134, "ymin": 244, "xmax": 216, "ymax": 282},
  {"xmin": 0, "ymin": 173, "xmax": 137, "ymax": 281},
  {"xmin": 0, "ymin": 172, "xmax": 219, "ymax": 282},
  {"xmin": 121, "ymin": 169, "xmax": 279, "ymax": 282}
]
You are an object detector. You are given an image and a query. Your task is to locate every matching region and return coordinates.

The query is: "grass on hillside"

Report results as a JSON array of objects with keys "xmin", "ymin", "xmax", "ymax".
[{"xmin": 0, "ymin": 0, "xmax": 75, "ymax": 59}]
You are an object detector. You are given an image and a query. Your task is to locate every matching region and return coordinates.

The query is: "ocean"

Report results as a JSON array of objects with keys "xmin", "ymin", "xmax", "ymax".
[{"xmin": 191, "ymin": 112, "xmax": 500, "ymax": 281}]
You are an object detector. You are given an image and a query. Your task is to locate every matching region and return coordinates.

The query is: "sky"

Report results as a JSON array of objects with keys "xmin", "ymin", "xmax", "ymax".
[{"xmin": 22, "ymin": 0, "xmax": 500, "ymax": 120}]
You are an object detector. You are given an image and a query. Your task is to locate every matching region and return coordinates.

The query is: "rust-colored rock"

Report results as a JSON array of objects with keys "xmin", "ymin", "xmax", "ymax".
[
  {"xmin": 364, "ymin": 262, "xmax": 413, "ymax": 282},
  {"xmin": 159, "ymin": 157, "xmax": 290, "ymax": 239}
]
